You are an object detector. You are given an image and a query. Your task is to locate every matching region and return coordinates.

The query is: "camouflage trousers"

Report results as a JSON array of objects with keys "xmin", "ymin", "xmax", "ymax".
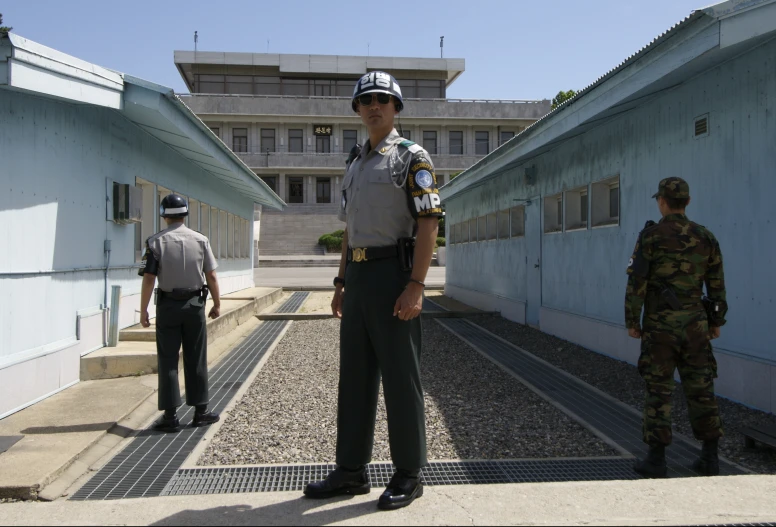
[{"xmin": 638, "ymin": 310, "xmax": 724, "ymax": 446}]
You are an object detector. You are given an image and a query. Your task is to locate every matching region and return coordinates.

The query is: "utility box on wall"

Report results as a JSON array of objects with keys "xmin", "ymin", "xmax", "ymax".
[{"xmin": 113, "ymin": 183, "xmax": 143, "ymax": 225}]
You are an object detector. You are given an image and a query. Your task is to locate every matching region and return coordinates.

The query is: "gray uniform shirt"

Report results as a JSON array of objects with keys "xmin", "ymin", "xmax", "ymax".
[
  {"xmin": 339, "ymin": 128, "xmax": 443, "ymax": 248},
  {"xmin": 146, "ymin": 223, "xmax": 218, "ymax": 291}
]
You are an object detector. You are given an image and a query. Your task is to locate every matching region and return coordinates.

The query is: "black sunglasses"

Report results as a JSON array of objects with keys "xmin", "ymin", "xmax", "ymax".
[{"xmin": 357, "ymin": 93, "xmax": 392, "ymax": 106}]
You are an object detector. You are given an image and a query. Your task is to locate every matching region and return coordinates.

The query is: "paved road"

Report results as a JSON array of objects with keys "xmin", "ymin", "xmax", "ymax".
[{"xmin": 254, "ymin": 267, "xmax": 446, "ymax": 288}]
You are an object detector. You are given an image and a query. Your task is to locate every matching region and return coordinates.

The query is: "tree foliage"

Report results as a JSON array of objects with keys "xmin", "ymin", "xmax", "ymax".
[
  {"xmin": 551, "ymin": 89, "xmax": 577, "ymax": 110},
  {"xmin": 0, "ymin": 14, "xmax": 12, "ymax": 33}
]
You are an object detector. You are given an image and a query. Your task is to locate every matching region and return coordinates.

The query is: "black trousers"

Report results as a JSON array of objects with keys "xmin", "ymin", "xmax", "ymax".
[
  {"xmin": 336, "ymin": 257, "xmax": 427, "ymax": 473},
  {"xmin": 155, "ymin": 295, "xmax": 209, "ymax": 411}
]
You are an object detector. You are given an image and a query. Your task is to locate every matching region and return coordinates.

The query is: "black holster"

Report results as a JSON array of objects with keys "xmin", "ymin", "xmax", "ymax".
[{"xmin": 397, "ymin": 237, "xmax": 416, "ymax": 272}]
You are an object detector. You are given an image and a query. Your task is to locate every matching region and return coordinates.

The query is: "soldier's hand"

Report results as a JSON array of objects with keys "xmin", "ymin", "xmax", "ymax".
[
  {"xmin": 710, "ymin": 326, "xmax": 721, "ymax": 339},
  {"xmin": 140, "ymin": 311, "xmax": 151, "ymax": 328},
  {"xmin": 209, "ymin": 304, "xmax": 221, "ymax": 319},
  {"xmin": 394, "ymin": 283, "xmax": 423, "ymax": 321},
  {"xmin": 331, "ymin": 288, "xmax": 344, "ymax": 319},
  {"xmin": 628, "ymin": 328, "xmax": 642, "ymax": 339}
]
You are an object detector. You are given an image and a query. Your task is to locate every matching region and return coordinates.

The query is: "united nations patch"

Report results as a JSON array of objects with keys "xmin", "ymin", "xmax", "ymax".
[{"xmin": 415, "ymin": 170, "xmax": 434, "ymax": 189}]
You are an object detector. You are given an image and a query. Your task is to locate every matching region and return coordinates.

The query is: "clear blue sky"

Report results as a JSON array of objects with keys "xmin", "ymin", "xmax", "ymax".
[{"xmin": 4, "ymin": 0, "xmax": 711, "ymax": 100}]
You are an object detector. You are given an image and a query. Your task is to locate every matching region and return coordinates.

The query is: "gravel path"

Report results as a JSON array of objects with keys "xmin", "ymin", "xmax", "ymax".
[
  {"xmin": 463, "ymin": 312, "xmax": 776, "ymax": 475},
  {"xmin": 198, "ymin": 318, "xmax": 618, "ymax": 466}
]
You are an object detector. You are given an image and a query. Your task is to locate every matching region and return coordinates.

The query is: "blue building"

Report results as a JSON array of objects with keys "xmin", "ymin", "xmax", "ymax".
[
  {"xmin": 0, "ymin": 34, "xmax": 284, "ymax": 419},
  {"xmin": 440, "ymin": 0, "xmax": 776, "ymax": 414}
]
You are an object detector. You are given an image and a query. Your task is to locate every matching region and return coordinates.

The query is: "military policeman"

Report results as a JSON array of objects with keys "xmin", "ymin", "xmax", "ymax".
[
  {"xmin": 303, "ymin": 72, "xmax": 442, "ymax": 511},
  {"xmin": 139, "ymin": 193, "xmax": 222, "ymax": 432},
  {"xmin": 625, "ymin": 177, "xmax": 728, "ymax": 478}
]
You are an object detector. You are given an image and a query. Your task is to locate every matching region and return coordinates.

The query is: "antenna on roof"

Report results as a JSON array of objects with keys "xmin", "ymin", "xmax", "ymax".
[
  {"xmin": 267, "ymin": 39, "xmax": 269, "ymax": 53},
  {"xmin": 368, "ymin": 42, "xmax": 370, "ymax": 56},
  {"xmin": 440, "ymin": 36, "xmax": 444, "ymax": 58},
  {"xmin": 194, "ymin": 31, "xmax": 198, "ymax": 53}
]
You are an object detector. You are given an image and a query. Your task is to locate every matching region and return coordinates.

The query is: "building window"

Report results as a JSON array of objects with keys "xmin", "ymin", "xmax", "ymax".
[
  {"xmin": 591, "ymin": 175, "xmax": 620, "ymax": 227},
  {"xmin": 134, "ymin": 177, "xmax": 157, "ymax": 262},
  {"xmin": 288, "ymin": 177, "xmax": 304, "ymax": 203},
  {"xmin": 498, "ymin": 210, "xmax": 510, "ymax": 239},
  {"xmin": 200, "ymin": 203, "xmax": 211, "ymax": 240},
  {"xmin": 500, "ymin": 131, "xmax": 515, "ymax": 146},
  {"xmin": 220, "ymin": 210, "xmax": 228, "ymax": 258},
  {"xmin": 260, "ymin": 176, "xmax": 278, "ymax": 194},
  {"xmin": 188, "ymin": 198, "xmax": 200, "ymax": 231},
  {"xmin": 544, "ymin": 193, "xmax": 563, "ymax": 233},
  {"xmin": 510, "ymin": 206, "xmax": 525, "ymax": 237},
  {"xmin": 487, "ymin": 213, "xmax": 497, "ymax": 240},
  {"xmin": 477, "ymin": 216, "xmax": 487, "ymax": 241},
  {"xmin": 209, "ymin": 127, "xmax": 220, "ymax": 138},
  {"xmin": 226, "ymin": 75, "xmax": 252, "ymax": 95},
  {"xmin": 260, "ymin": 129, "xmax": 275, "ymax": 153},
  {"xmin": 283, "ymin": 78, "xmax": 309, "ymax": 96},
  {"xmin": 449, "ymin": 131, "xmax": 463, "ymax": 155},
  {"xmin": 316, "ymin": 178, "xmax": 331, "ymax": 203},
  {"xmin": 475, "ymin": 131, "xmax": 490, "ymax": 155},
  {"xmin": 417, "ymin": 79, "xmax": 444, "ymax": 98},
  {"xmin": 196, "ymin": 74, "xmax": 225, "ymax": 94},
  {"xmin": 564, "ymin": 186, "xmax": 588, "ymax": 231},
  {"xmin": 232, "ymin": 128, "xmax": 248, "ymax": 153},
  {"xmin": 423, "ymin": 131, "xmax": 437, "ymax": 155},
  {"xmin": 316, "ymin": 135, "xmax": 331, "ymax": 153},
  {"xmin": 402, "ymin": 130, "xmax": 411, "ymax": 141},
  {"xmin": 254, "ymin": 76, "xmax": 281, "ymax": 95},
  {"xmin": 288, "ymin": 129, "xmax": 303, "ymax": 153},
  {"xmin": 343, "ymin": 130, "xmax": 358, "ymax": 153},
  {"xmin": 210, "ymin": 208, "xmax": 220, "ymax": 258}
]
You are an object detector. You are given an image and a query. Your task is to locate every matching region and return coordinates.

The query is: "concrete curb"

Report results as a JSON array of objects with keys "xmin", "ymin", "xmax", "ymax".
[{"xmin": 81, "ymin": 288, "xmax": 284, "ymax": 381}]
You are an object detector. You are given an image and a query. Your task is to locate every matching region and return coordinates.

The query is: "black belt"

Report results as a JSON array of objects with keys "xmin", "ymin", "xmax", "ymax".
[
  {"xmin": 157, "ymin": 287, "xmax": 205, "ymax": 301},
  {"xmin": 346, "ymin": 245, "xmax": 398, "ymax": 263}
]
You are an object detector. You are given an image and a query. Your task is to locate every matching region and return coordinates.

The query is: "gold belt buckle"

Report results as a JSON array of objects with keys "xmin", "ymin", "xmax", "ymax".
[{"xmin": 353, "ymin": 247, "xmax": 368, "ymax": 262}]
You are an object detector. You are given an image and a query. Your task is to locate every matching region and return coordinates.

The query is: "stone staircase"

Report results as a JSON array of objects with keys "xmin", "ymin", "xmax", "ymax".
[{"xmin": 258, "ymin": 204, "xmax": 343, "ymax": 256}]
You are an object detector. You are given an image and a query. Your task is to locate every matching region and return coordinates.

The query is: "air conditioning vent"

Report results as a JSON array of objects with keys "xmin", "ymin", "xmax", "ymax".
[{"xmin": 694, "ymin": 115, "xmax": 709, "ymax": 137}]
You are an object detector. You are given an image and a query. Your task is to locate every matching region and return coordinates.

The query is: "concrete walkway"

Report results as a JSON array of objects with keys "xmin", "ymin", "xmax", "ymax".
[
  {"xmin": 3, "ymin": 475, "xmax": 776, "ymax": 525},
  {"xmin": 254, "ymin": 267, "xmax": 446, "ymax": 288}
]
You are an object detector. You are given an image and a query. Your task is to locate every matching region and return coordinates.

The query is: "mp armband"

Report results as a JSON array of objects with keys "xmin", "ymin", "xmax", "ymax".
[{"xmin": 138, "ymin": 247, "xmax": 159, "ymax": 276}]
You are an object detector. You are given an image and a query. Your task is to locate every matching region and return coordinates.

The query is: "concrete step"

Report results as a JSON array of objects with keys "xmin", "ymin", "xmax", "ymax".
[{"xmin": 84, "ymin": 287, "xmax": 283, "ymax": 380}]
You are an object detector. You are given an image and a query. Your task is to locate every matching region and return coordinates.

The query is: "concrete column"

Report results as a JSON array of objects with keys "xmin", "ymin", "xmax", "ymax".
[
  {"xmin": 440, "ymin": 125, "xmax": 446, "ymax": 155},
  {"xmin": 279, "ymin": 173, "xmax": 286, "ymax": 202},
  {"xmin": 251, "ymin": 123, "xmax": 260, "ymax": 153},
  {"xmin": 466, "ymin": 126, "xmax": 473, "ymax": 156}
]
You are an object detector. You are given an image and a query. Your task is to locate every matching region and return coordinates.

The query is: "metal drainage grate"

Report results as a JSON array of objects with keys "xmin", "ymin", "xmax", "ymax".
[
  {"xmin": 435, "ymin": 315, "xmax": 748, "ymax": 478},
  {"xmin": 274, "ymin": 291, "xmax": 309, "ymax": 313},
  {"xmin": 70, "ymin": 294, "xmax": 308, "ymax": 501},
  {"xmin": 161, "ymin": 458, "xmax": 640, "ymax": 496}
]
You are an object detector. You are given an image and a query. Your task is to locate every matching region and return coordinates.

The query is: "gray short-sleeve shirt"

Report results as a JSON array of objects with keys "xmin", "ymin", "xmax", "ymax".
[
  {"xmin": 146, "ymin": 223, "xmax": 218, "ymax": 291},
  {"xmin": 339, "ymin": 128, "xmax": 443, "ymax": 248}
]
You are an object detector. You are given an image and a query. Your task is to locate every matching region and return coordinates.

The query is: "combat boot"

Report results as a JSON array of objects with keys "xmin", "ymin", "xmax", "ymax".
[
  {"xmin": 692, "ymin": 439, "xmax": 720, "ymax": 476},
  {"xmin": 633, "ymin": 444, "xmax": 667, "ymax": 478}
]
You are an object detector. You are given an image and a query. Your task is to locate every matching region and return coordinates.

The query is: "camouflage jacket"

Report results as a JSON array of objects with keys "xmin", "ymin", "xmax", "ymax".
[{"xmin": 625, "ymin": 213, "xmax": 727, "ymax": 329}]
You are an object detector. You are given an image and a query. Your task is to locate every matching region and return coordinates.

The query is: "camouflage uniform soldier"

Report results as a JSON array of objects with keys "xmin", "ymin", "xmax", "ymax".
[{"xmin": 625, "ymin": 177, "xmax": 728, "ymax": 478}]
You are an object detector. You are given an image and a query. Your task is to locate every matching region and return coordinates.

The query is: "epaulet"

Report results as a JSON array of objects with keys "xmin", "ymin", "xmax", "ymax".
[{"xmin": 399, "ymin": 140, "xmax": 424, "ymax": 155}]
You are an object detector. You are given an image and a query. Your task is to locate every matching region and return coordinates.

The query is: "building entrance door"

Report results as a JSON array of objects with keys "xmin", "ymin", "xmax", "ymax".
[{"xmin": 525, "ymin": 198, "xmax": 542, "ymax": 328}]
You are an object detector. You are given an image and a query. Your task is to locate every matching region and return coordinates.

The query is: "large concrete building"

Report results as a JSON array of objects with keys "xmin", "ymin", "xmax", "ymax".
[
  {"xmin": 173, "ymin": 51, "xmax": 552, "ymax": 256},
  {"xmin": 440, "ymin": 0, "xmax": 776, "ymax": 414},
  {"xmin": 0, "ymin": 33, "xmax": 283, "ymax": 419}
]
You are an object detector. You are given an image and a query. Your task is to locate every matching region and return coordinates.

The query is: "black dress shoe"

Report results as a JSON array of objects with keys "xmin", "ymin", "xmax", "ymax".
[
  {"xmin": 377, "ymin": 472, "xmax": 423, "ymax": 511},
  {"xmin": 153, "ymin": 414, "xmax": 180, "ymax": 433},
  {"xmin": 304, "ymin": 467, "xmax": 370, "ymax": 499},
  {"xmin": 192, "ymin": 411, "xmax": 220, "ymax": 427}
]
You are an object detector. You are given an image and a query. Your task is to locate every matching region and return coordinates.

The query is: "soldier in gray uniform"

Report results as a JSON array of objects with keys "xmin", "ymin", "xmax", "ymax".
[
  {"xmin": 304, "ymin": 72, "xmax": 443, "ymax": 511},
  {"xmin": 138, "ymin": 194, "xmax": 222, "ymax": 432}
]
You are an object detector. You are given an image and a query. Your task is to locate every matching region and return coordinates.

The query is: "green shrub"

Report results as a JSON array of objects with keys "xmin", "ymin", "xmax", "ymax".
[
  {"xmin": 435, "ymin": 237, "xmax": 446, "ymax": 248},
  {"xmin": 318, "ymin": 230, "xmax": 344, "ymax": 252}
]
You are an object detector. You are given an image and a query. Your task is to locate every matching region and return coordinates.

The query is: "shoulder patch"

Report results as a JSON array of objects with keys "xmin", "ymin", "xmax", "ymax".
[{"xmin": 399, "ymin": 139, "xmax": 415, "ymax": 148}]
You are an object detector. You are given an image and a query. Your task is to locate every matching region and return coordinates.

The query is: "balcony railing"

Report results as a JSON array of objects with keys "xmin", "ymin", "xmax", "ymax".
[
  {"xmin": 181, "ymin": 94, "xmax": 552, "ymax": 120},
  {"xmin": 237, "ymin": 150, "xmax": 485, "ymax": 171}
]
